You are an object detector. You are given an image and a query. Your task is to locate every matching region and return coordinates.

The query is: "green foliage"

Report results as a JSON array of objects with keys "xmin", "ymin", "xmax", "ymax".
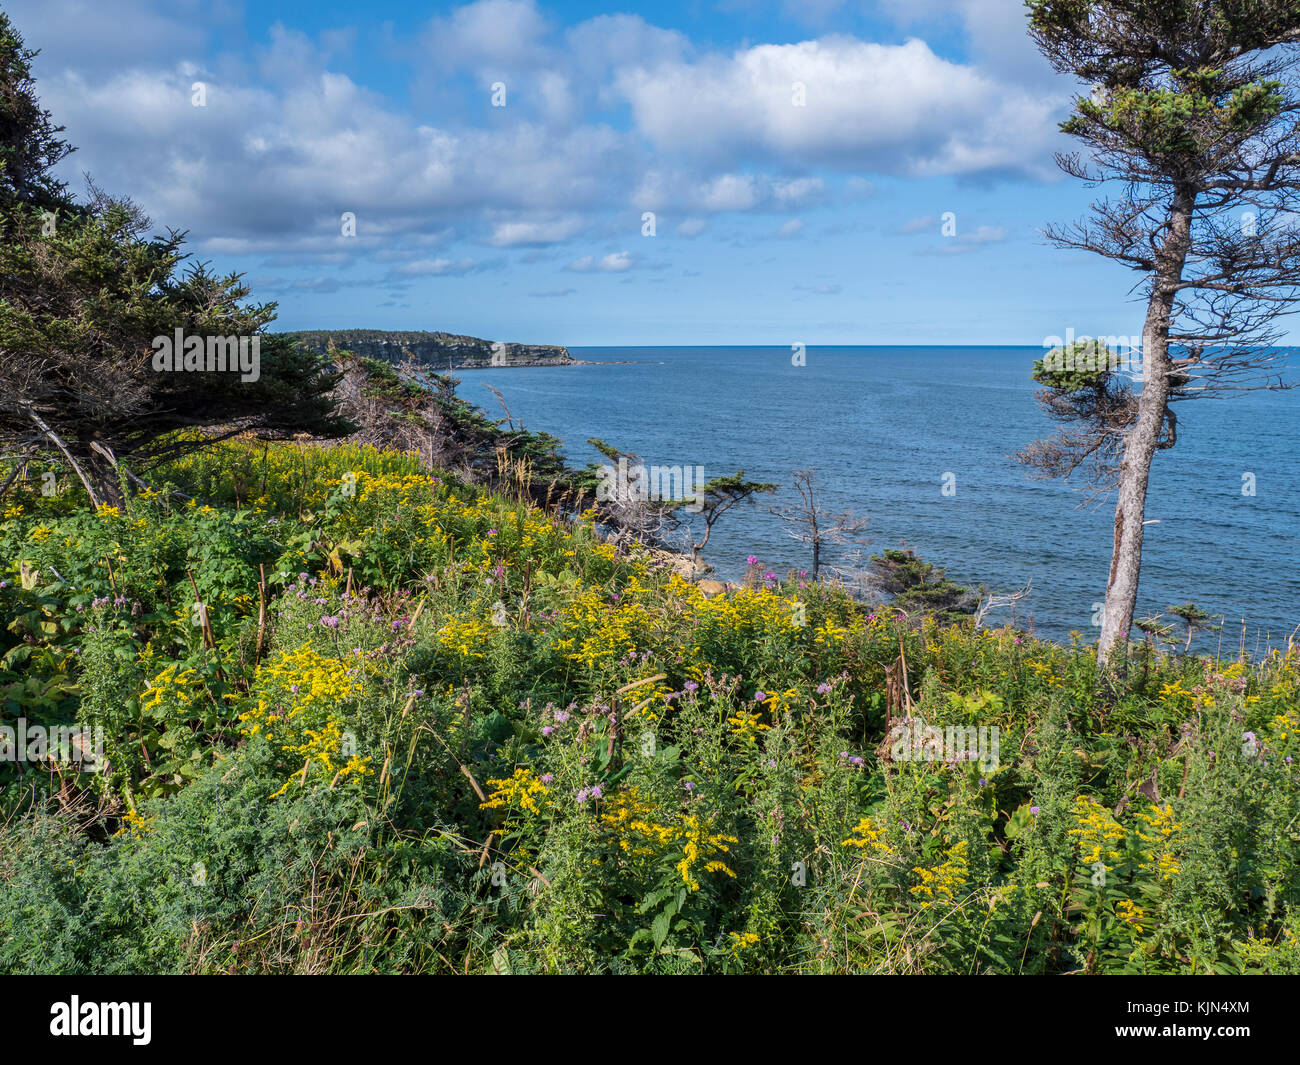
[
  {"xmin": 2, "ymin": 437, "xmax": 1299, "ymax": 973},
  {"xmin": 0, "ymin": 11, "xmax": 72, "ymax": 209},
  {"xmin": 868, "ymin": 548, "xmax": 977, "ymax": 623},
  {"xmin": 0, "ymin": 23, "xmax": 349, "ymax": 505},
  {"xmin": 1031, "ymin": 339, "xmax": 1118, "ymax": 393}
]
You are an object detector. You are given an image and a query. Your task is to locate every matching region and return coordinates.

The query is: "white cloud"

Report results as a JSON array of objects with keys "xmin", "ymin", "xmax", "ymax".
[
  {"xmin": 567, "ymin": 251, "xmax": 634, "ymax": 272},
  {"xmin": 635, "ymin": 171, "xmax": 827, "ymax": 213},
  {"xmin": 393, "ymin": 258, "xmax": 480, "ymax": 276},
  {"xmin": 20, "ymin": 0, "xmax": 1067, "ymax": 272},
  {"xmin": 878, "ymin": 0, "xmax": 1060, "ymax": 86},
  {"xmin": 488, "ymin": 217, "xmax": 586, "ymax": 246},
  {"xmin": 424, "ymin": 0, "xmax": 551, "ymax": 71},
  {"xmin": 615, "ymin": 36, "xmax": 1064, "ymax": 177}
]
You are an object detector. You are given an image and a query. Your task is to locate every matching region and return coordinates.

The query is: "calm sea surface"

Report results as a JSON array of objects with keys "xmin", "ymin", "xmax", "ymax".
[{"xmin": 455, "ymin": 347, "xmax": 1299, "ymax": 649}]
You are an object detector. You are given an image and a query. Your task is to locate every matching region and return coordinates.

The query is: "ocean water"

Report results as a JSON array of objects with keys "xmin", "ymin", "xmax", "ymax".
[{"xmin": 455, "ymin": 346, "xmax": 1299, "ymax": 649}]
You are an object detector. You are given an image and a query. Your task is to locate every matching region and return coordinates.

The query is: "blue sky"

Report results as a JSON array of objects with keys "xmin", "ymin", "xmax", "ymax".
[{"xmin": 8, "ymin": 0, "xmax": 1152, "ymax": 345}]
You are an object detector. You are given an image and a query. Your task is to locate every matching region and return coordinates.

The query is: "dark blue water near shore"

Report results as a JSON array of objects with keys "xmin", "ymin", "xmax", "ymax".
[{"xmin": 456, "ymin": 346, "xmax": 1299, "ymax": 649}]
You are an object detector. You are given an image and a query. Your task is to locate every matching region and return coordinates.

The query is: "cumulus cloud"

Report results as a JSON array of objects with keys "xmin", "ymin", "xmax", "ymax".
[
  {"xmin": 7, "ymin": 0, "xmax": 1067, "ymax": 278},
  {"xmin": 424, "ymin": 0, "xmax": 552, "ymax": 72},
  {"xmin": 615, "ymin": 36, "xmax": 1063, "ymax": 177}
]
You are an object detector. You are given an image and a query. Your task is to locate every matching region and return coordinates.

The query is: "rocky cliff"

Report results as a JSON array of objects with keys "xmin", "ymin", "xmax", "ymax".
[{"xmin": 282, "ymin": 329, "xmax": 575, "ymax": 370}]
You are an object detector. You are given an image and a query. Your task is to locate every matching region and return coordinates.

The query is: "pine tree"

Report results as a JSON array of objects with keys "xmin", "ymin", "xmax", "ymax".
[{"xmin": 1022, "ymin": 1, "xmax": 1300, "ymax": 671}]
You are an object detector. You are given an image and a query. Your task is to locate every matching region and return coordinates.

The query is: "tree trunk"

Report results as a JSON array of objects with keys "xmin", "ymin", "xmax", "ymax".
[
  {"xmin": 86, "ymin": 455, "xmax": 125, "ymax": 508},
  {"xmin": 86, "ymin": 440, "xmax": 127, "ymax": 508},
  {"xmin": 692, "ymin": 521, "xmax": 714, "ymax": 570},
  {"xmin": 1097, "ymin": 186, "xmax": 1195, "ymax": 672},
  {"xmin": 25, "ymin": 408, "xmax": 103, "ymax": 508}
]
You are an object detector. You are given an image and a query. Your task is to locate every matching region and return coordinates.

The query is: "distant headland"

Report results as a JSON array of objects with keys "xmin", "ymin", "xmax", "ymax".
[{"xmin": 280, "ymin": 328, "xmax": 578, "ymax": 370}]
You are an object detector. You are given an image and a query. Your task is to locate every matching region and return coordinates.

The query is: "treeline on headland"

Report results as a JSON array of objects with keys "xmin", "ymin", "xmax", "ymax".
[{"xmin": 282, "ymin": 329, "xmax": 575, "ymax": 370}]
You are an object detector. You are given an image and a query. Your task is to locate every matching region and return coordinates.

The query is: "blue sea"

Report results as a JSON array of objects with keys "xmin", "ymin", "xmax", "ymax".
[{"xmin": 456, "ymin": 347, "xmax": 1299, "ymax": 650}]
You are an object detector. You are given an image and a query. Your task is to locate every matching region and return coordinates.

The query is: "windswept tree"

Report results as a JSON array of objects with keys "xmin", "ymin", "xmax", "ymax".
[
  {"xmin": 1166, "ymin": 601, "xmax": 1221, "ymax": 651},
  {"xmin": 687, "ymin": 471, "xmax": 778, "ymax": 570},
  {"xmin": 769, "ymin": 468, "xmax": 869, "ymax": 580},
  {"xmin": 0, "ymin": 12, "xmax": 348, "ymax": 507},
  {"xmin": 581, "ymin": 437, "xmax": 684, "ymax": 546},
  {"xmin": 867, "ymin": 548, "xmax": 978, "ymax": 625},
  {"xmin": 1022, "ymin": 0, "xmax": 1300, "ymax": 671}
]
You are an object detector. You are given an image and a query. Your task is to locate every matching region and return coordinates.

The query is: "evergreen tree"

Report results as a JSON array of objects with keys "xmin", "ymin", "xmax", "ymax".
[
  {"xmin": 0, "ymin": 12, "xmax": 349, "ymax": 506},
  {"xmin": 1022, "ymin": 1, "xmax": 1300, "ymax": 672}
]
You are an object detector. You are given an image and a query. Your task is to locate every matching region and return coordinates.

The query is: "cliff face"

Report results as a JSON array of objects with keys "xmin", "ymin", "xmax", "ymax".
[{"xmin": 282, "ymin": 329, "xmax": 575, "ymax": 370}]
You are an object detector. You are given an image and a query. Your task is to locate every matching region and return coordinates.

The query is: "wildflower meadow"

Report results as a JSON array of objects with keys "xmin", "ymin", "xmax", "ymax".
[{"xmin": 2, "ymin": 438, "xmax": 1297, "ymax": 975}]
